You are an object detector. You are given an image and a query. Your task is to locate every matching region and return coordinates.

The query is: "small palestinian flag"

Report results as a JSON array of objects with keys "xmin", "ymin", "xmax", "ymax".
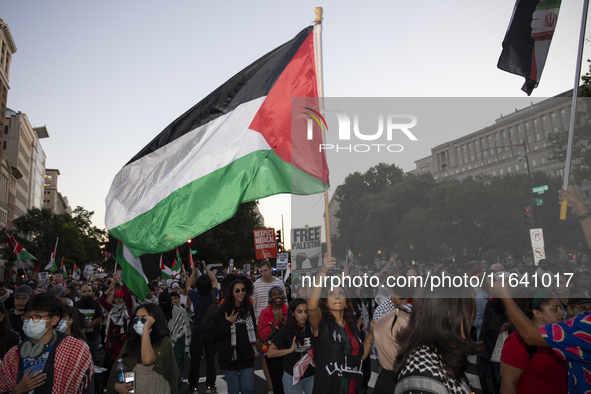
[
  {"xmin": 7, "ymin": 235, "xmax": 38, "ymax": 261},
  {"xmin": 175, "ymin": 247, "xmax": 185, "ymax": 276},
  {"xmin": 171, "ymin": 259, "xmax": 182, "ymax": 279},
  {"xmin": 73, "ymin": 264, "xmax": 81, "ymax": 278},
  {"xmin": 45, "ymin": 237, "xmax": 59, "ymax": 272},
  {"xmin": 61, "ymin": 257, "xmax": 67, "ymax": 277},
  {"xmin": 105, "ymin": 25, "xmax": 328, "ymax": 257},
  {"xmin": 160, "ymin": 255, "xmax": 173, "ymax": 280}
]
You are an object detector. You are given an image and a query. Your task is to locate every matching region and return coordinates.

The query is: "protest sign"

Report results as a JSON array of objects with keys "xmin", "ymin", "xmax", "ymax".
[
  {"xmin": 253, "ymin": 228, "xmax": 277, "ymax": 259},
  {"xmin": 38, "ymin": 272, "xmax": 50, "ymax": 286},
  {"xmin": 291, "ymin": 226, "xmax": 322, "ymax": 273},
  {"xmin": 277, "ymin": 253, "xmax": 289, "ymax": 270}
]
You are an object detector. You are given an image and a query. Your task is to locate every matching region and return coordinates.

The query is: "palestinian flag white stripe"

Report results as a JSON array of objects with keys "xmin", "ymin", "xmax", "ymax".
[{"xmin": 106, "ymin": 97, "xmax": 268, "ymax": 229}]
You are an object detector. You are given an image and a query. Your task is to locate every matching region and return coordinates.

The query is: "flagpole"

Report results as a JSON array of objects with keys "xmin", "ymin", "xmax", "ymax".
[
  {"xmin": 315, "ymin": 7, "xmax": 332, "ymax": 257},
  {"xmin": 561, "ymin": 0, "xmax": 590, "ymax": 220}
]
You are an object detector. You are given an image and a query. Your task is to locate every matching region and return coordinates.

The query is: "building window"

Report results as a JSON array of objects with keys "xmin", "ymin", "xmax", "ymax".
[
  {"xmin": 534, "ymin": 145, "xmax": 538, "ymax": 151},
  {"xmin": 468, "ymin": 166, "xmax": 472, "ymax": 170},
  {"xmin": 515, "ymin": 164, "xmax": 519, "ymax": 170},
  {"xmin": 507, "ymin": 166, "xmax": 512, "ymax": 173},
  {"xmin": 493, "ymin": 171, "xmax": 496, "ymax": 176},
  {"xmin": 556, "ymin": 168, "xmax": 564, "ymax": 177},
  {"xmin": 541, "ymin": 157, "xmax": 546, "ymax": 164},
  {"xmin": 487, "ymin": 159, "xmax": 491, "ymax": 164}
]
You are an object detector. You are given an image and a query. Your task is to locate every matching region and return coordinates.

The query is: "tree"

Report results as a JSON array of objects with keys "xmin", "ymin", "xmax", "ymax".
[
  {"xmin": 548, "ymin": 61, "xmax": 591, "ymax": 184},
  {"xmin": 333, "ymin": 165, "xmax": 586, "ymax": 266},
  {"xmin": 1, "ymin": 207, "xmax": 107, "ymax": 273}
]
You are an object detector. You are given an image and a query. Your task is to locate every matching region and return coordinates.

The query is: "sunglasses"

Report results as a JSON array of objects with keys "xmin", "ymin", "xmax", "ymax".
[
  {"xmin": 133, "ymin": 317, "xmax": 147, "ymax": 324},
  {"xmin": 234, "ymin": 288, "xmax": 246, "ymax": 294}
]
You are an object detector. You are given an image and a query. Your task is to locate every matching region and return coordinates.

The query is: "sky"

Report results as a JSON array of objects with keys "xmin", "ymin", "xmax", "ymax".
[{"xmin": 2, "ymin": 0, "xmax": 591, "ymax": 250}]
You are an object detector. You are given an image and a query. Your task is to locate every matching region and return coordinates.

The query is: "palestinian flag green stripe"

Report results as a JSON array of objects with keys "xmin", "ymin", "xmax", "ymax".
[{"xmin": 110, "ymin": 149, "xmax": 327, "ymax": 257}]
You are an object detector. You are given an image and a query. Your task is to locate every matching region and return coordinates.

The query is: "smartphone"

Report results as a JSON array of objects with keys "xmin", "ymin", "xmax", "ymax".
[{"xmin": 124, "ymin": 372, "xmax": 135, "ymax": 394}]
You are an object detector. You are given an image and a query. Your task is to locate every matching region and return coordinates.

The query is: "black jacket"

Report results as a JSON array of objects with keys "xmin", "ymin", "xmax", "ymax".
[{"xmin": 213, "ymin": 303, "xmax": 256, "ymax": 371}]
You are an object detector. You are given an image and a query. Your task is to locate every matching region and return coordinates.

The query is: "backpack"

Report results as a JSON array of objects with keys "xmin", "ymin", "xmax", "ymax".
[{"xmin": 199, "ymin": 291, "xmax": 219, "ymax": 332}]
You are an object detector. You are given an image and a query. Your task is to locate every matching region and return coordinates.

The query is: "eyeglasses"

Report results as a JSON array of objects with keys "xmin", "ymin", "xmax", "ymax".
[
  {"xmin": 234, "ymin": 288, "xmax": 246, "ymax": 294},
  {"xmin": 133, "ymin": 317, "xmax": 147, "ymax": 324},
  {"xmin": 22, "ymin": 314, "xmax": 50, "ymax": 323}
]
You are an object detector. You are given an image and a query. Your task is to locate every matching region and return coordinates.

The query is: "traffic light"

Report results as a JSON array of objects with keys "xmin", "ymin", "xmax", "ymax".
[
  {"xmin": 187, "ymin": 239, "xmax": 192, "ymax": 244},
  {"xmin": 276, "ymin": 230, "xmax": 282, "ymax": 252},
  {"xmin": 523, "ymin": 207, "xmax": 533, "ymax": 227}
]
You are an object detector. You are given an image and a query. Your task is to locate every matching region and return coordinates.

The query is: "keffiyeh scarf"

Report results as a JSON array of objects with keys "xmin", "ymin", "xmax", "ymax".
[{"xmin": 230, "ymin": 312, "xmax": 257, "ymax": 361}]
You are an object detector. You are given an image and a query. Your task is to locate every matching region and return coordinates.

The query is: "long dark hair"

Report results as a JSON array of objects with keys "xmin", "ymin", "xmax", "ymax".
[
  {"xmin": 60, "ymin": 304, "xmax": 87, "ymax": 342},
  {"xmin": 318, "ymin": 286, "xmax": 358, "ymax": 335},
  {"xmin": 222, "ymin": 279, "xmax": 253, "ymax": 318},
  {"xmin": 123, "ymin": 303, "xmax": 170, "ymax": 363},
  {"xmin": 0, "ymin": 302, "xmax": 13, "ymax": 358},
  {"xmin": 286, "ymin": 298, "xmax": 308, "ymax": 345},
  {"xmin": 392, "ymin": 286, "xmax": 478, "ymax": 381}
]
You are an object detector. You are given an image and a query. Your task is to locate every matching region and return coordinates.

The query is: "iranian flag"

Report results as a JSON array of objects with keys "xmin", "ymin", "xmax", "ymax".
[
  {"xmin": 73, "ymin": 264, "xmax": 81, "ymax": 278},
  {"xmin": 160, "ymin": 255, "xmax": 173, "ymax": 280},
  {"xmin": 105, "ymin": 25, "xmax": 329, "ymax": 257},
  {"xmin": 7, "ymin": 235, "xmax": 38, "ymax": 262},
  {"xmin": 45, "ymin": 237, "xmax": 59, "ymax": 272},
  {"xmin": 497, "ymin": 0, "xmax": 561, "ymax": 95}
]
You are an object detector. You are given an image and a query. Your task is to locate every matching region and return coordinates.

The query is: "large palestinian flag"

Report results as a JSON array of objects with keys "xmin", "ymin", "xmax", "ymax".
[{"xmin": 106, "ymin": 25, "xmax": 329, "ymax": 257}]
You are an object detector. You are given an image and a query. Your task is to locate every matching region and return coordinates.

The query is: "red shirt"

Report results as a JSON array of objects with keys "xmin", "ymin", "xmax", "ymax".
[{"xmin": 500, "ymin": 330, "xmax": 567, "ymax": 394}]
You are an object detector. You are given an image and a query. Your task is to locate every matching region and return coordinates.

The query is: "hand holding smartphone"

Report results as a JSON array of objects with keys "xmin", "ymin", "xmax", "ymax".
[{"xmin": 124, "ymin": 372, "xmax": 135, "ymax": 394}]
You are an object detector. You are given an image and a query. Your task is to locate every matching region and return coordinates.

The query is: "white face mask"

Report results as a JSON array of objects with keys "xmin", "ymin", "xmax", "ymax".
[
  {"xmin": 133, "ymin": 321, "xmax": 152, "ymax": 336},
  {"xmin": 23, "ymin": 319, "xmax": 50, "ymax": 340},
  {"xmin": 55, "ymin": 319, "xmax": 71, "ymax": 332}
]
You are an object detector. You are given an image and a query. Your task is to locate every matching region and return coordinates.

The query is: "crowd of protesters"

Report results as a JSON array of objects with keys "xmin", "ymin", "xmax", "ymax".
[{"xmin": 0, "ymin": 186, "xmax": 591, "ymax": 393}]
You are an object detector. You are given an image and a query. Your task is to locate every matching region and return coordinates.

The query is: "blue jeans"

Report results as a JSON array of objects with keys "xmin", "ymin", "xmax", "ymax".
[
  {"xmin": 223, "ymin": 367, "xmax": 254, "ymax": 394},
  {"xmin": 282, "ymin": 371, "xmax": 314, "ymax": 394}
]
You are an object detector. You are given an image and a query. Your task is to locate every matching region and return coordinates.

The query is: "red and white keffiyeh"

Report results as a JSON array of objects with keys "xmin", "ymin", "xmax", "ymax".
[
  {"xmin": 293, "ymin": 349, "xmax": 315, "ymax": 385},
  {"xmin": 0, "ymin": 336, "xmax": 94, "ymax": 394}
]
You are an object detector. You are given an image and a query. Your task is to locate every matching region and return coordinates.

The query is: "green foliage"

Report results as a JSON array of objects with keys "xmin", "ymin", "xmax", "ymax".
[
  {"xmin": 333, "ymin": 164, "xmax": 586, "ymax": 265},
  {"xmin": 547, "ymin": 61, "xmax": 591, "ymax": 184},
  {"xmin": 1, "ymin": 207, "xmax": 107, "ymax": 272}
]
